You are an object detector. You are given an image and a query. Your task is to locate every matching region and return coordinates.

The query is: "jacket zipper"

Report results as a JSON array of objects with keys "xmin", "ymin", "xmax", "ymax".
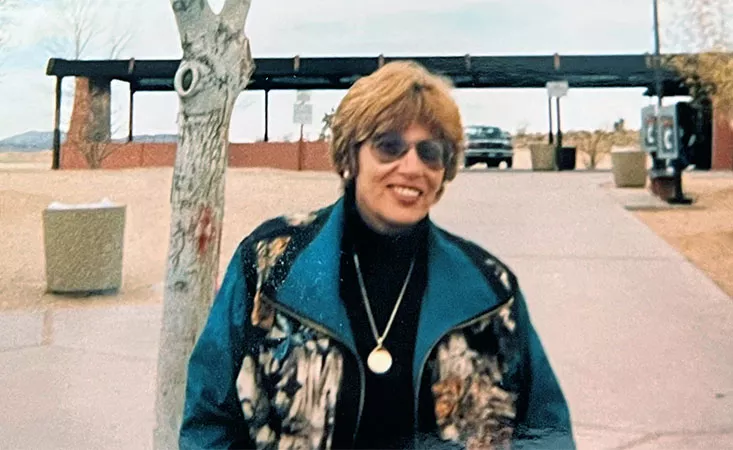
[
  {"xmin": 264, "ymin": 298, "xmax": 366, "ymax": 447},
  {"xmin": 413, "ymin": 301, "xmax": 509, "ymax": 439}
]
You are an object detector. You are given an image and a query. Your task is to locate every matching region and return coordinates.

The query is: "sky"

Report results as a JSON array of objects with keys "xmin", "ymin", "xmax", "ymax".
[{"xmin": 0, "ymin": 0, "xmax": 688, "ymax": 142}]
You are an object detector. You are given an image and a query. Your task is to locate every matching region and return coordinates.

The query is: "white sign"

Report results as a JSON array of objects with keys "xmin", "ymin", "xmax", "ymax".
[
  {"xmin": 293, "ymin": 103, "xmax": 313, "ymax": 125},
  {"xmin": 296, "ymin": 90, "xmax": 311, "ymax": 103},
  {"xmin": 546, "ymin": 81, "xmax": 569, "ymax": 98}
]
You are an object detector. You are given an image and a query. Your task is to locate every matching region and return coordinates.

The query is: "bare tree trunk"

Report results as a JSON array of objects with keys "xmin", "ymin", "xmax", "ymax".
[
  {"xmin": 153, "ymin": 1, "xmax": 254, "ymax": 448},
  {"xmin": 81, "ymin": 141, "xmax": 118, "ymax": 169}
]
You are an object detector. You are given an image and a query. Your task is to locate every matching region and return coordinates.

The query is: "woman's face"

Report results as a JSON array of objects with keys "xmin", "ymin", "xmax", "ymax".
[{"xmin": 354, "ymin": 123, "xmax": 447, "ymax": 234}]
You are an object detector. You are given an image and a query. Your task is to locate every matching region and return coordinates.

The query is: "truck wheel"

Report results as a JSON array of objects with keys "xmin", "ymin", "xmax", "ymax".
[
  {"xmin": 464, "ymin": 157, "xmax": 475, "ymax": 168},
  {"xmin": 506, "ymin": 157, "xmax": 513, "ymax": 168}
]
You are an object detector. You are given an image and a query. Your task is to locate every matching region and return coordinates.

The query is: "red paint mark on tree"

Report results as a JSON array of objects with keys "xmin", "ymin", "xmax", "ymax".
[{"xmin": 195, "ymin": 206, "xmax": 217, "ymax": 257}]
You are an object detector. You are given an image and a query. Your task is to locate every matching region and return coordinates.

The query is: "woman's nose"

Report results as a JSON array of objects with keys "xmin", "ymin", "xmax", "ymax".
[{"xmin": 396, "ymin": 145, "xmax": 423, "ymax": 173}]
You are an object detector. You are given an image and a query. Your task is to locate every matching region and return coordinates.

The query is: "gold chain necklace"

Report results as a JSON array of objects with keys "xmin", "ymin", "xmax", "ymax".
[{"xmin": 353, "ymin": 251, "xmax": 416, "ymax": 374}]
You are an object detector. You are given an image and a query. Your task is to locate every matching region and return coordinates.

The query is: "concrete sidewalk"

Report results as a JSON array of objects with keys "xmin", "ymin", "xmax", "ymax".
[{"xmin": 2, "ymin": 170, "xmax": 732, "ymax": 449}]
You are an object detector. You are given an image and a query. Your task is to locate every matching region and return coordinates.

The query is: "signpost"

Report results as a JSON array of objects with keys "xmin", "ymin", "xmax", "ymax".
[
  {"xmin": 546, "ymin": 80, "xmax": 569, "ymax": 98},
  {"xmin": 293, "ymin": 103, "xmax": 313, "ymax": 127},
  {"xmin": 643, "ymin": 0, "xmax": 692, "ymax": 204},
  {"xmin": 546, "ymin": 81, "xmax": 569, "ymax": 164},
  {"xmin": 296, "ymin": 90, "xmax": 311, "ymax": 104},
  {"xmin": 293, "ymin": 91, "xmax": 313, "ymax": 171}
]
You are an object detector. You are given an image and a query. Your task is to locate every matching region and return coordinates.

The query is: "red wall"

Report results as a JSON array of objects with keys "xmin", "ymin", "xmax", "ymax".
[
  {"xmin": 712, "ymin": 109, "xmax": 733, "ymax": 170},
  {"xmin": 60, "ymin": 141, "xmax": 333, "ymax": 172}
]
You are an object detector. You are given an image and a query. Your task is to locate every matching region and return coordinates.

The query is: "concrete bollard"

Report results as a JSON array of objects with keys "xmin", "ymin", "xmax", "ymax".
[
  {"xmin": 611, "ymin": 146, "xmax": 648, "ymax": 188},
  {"xmin": 529, "ymin": 143, "xmax": 556, "ymax": 171},
  {"xmin": 43, "ymin": 200, "xmax": 126, "ymax": 294}
]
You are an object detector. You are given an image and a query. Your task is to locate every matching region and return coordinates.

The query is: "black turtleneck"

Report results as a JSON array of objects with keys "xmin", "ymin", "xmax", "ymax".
[{"xmin": 333, "ymin": 183, "xmax": 436, "ymax": 449}]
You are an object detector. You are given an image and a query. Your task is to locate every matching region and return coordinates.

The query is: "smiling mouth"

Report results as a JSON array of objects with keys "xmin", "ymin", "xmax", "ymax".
[{"xmin": 390, "ymin": 185, "xmax": 423, "ymax": 198}]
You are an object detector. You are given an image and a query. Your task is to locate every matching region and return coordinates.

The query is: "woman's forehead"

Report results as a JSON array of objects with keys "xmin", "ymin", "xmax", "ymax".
[{"xmin": 370, "ymin": 120, "xmax": 441, "ymax": 139}]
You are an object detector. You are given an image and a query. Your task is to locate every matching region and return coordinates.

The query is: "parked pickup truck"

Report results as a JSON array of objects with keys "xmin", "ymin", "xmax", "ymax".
[{"xmin": 463, "ymin": 125, "xmax": 513, "ymax": 168}]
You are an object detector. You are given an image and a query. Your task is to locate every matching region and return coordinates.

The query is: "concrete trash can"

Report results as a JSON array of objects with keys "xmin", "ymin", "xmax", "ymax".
[
  {"xmin": 611, "ymin": 147, "xmax": 648, "ymax": 188},
  {"xmin": 43, "ymin": 199, "xmax": 126, "ymax": 294},
  {"xmin": 529, "ymin": 143, "xmax": 556, "ymax": 171}
]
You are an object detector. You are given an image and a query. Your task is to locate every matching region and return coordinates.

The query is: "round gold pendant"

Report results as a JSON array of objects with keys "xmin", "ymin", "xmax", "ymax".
[{"xmin": 367, "ymin": 346, "xmax": 393, "ymax": 374}]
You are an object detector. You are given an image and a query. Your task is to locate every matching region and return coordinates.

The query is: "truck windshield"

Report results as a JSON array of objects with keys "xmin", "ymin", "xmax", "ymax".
[{"xmin": 466, "ymin": 127, "xmax": 502, "ymax": 139}]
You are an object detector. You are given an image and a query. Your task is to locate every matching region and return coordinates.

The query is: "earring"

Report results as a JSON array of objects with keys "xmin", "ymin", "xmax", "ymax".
[{"xmin": 343, "ymin": 169, "xmax": 351, "ymax": 180}]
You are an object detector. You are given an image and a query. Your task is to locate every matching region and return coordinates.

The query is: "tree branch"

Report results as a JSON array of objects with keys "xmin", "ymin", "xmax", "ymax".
[
  {"xmin": 170, "ymin": 0, "xmax": 215, "ymax": 37},
  {"xmin": 107, "ymin": 31, "xmax": 132, "ymax": 59},
  {"xmin": 220, "ymin": 0, "xmax": 252, "ymax": 31},
  {"xmin": 0, "ymin": 2, "xmax": 10, "ymax": 56}
]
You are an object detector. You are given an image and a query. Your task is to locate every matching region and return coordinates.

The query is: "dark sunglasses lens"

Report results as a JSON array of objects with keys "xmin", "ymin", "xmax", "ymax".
[
  {"xmin": 373, "ymin": 133, "xmax": 408, "ymax": 159},
  {"xmin": 416, "ymin": 140, "xmax": 447, "ymax": 168}
]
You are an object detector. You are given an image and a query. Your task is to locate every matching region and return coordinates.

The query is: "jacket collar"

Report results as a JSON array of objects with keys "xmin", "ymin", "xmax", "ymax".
[
  {"xmin": 275, "ymin": 197, "xmax": 356, "ymax": 352},
  {"xmin": 275, "ymin": 196, "xmax": 502, "ymax": 378}
]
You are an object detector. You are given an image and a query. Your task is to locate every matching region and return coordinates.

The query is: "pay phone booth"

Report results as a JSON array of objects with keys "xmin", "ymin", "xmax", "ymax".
[{"xmin": 640, "ymin": 103, "xmax": 695, "ymax": 204}]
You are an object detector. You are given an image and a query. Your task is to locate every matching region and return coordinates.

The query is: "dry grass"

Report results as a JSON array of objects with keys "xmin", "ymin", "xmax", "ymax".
[
  {"xmin": 514, "ymin": 130, "xmax": 639, "ymax": 169},
  {"xmin": 633, "ymin": 175, "xmax": 733, "ymax": 298}
]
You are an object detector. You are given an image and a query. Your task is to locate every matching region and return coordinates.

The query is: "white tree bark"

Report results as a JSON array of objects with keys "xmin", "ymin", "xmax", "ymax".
[{"xmin": 154, "ymin": 1, "xmax": 254, "ymax": 448}]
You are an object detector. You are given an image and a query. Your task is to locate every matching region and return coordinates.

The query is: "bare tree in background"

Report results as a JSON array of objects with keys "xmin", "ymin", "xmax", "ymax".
[
  {"xmin": 567, "ymin": 130, "xmax": 612, "ymax": 169},
  {"xmin": 153, "ymin": 0, "xmax": 255, "ymax": 448},
  {"xmin": 44, "ymin": 0, "xmax": 136, "ymax": 59},
  {"xmin": 664, "ymin": 0, "xmax": 733, "ymax": 114},
  {"xmin": 565, "ymin": 126, "xmax": 638, "ymax": 169},
  {"xmin": 515, "ymin": 120, "xmax": 530, "ymax": 138},
  {"xmin": 319, "ymin": 107, "xmax": 336, "ymax": 140},
  {"xmin": 43, "ymin": 0, "xmax": 139, "ymax": 166},
  {"xmin": 0, "ymin": 1, "xmax": 12, "ymax": 46},
  {"xmin": 43, "ymin": 0, "xmax": 137, "ymax": 122},
  {"xmin": 0, "ymin": 0, "xmax": 17, "ymax": 76}
]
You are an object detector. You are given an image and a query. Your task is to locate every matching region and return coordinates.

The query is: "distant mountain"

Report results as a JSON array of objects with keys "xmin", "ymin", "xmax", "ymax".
[
  {"xmin": 0, "ymin": 131, "xmax": 179, "ymax": 151},
  {"xmin": 0, "ymin": 131, "xmax": 66, "ymax": 152}
]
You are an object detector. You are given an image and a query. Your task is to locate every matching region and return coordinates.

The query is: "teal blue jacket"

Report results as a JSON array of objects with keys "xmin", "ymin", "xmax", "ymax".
[{"xmin": 180, "ymin": 198, "xmax": 575, "ymax": 449}]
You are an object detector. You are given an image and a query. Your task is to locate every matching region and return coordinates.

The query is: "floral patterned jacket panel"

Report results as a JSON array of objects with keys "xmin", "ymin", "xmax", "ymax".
[{"xmin": 236, "ymin": 294, "xmax": 345, "ymax": 450}]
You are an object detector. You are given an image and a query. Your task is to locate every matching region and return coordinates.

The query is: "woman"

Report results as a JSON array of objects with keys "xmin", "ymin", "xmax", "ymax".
[{"xmin": 180, "ymin": 61, "xmax": 575, "ymax": 449}]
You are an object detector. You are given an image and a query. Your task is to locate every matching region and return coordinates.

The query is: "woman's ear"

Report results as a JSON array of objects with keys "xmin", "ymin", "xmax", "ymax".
[
  {"xmin": 346, "ymin": 147, "xmax": 359, "ymax": 181},
  {"xmin": 434, "ymin": 182, "xmax": 447, "ymax": 203}
]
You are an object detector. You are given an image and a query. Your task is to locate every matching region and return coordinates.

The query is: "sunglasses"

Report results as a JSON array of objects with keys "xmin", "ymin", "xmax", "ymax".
[{"xmin": 369, "ymin": 131, "xmax": 452, "ymax": 170}]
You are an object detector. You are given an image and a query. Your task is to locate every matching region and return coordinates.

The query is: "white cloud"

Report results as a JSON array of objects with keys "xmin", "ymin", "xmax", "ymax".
[
  {"xmin": 0, "ymin": 69, "xmax": 57, "ymax": 139},
  {"xmin": 247, "ymin": 0, "xmax": 496, "ymax": 24},
  {"xmin": 0, "ymin": 0, "xmax": 665, "ymax": 141},
  {"xmin": 5, "ymin": 5, "xmax": 47, "ymax": 48}
]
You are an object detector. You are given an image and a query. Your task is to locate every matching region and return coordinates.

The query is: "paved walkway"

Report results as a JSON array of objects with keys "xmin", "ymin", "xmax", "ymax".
[{"xmin": 2, "ymin": 170, "xmax": 732, "ymax": 449}]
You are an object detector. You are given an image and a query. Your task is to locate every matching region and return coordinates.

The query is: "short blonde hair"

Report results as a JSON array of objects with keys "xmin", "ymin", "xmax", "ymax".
[{"xmin": 330, "ymin": 61, "xmax": 464, "ymax": 182}]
